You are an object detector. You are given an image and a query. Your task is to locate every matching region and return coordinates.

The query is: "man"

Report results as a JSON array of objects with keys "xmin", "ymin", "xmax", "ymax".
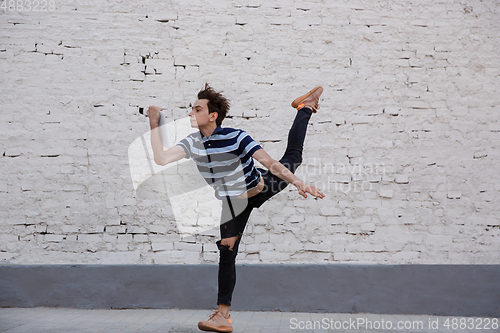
[{"xmin": 147, "ymin": 84, "xmax": 325, "ymax": 332}]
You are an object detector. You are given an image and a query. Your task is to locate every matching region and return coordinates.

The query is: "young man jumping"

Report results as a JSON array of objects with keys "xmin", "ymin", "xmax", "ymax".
[{"xmin": 147, "ymin": 84, "xmax": 324, "ymax": 332}]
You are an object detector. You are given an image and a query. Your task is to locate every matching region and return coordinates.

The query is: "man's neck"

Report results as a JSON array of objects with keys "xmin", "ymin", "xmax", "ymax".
[{"xmin": 199, "ymin": 123, "xmax": 218, "ymax": 138}]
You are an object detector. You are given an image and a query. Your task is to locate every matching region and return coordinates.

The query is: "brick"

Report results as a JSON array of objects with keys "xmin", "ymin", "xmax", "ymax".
[
  {"xmin": 447, "ymin": 190, "xmax": 461, "ymax": 199},
  {"xmin": 4, "ymin": 149, "xmax": 22, "ymax": 157},
  {"xmin": 403, "ymin": 100, "xmax": 431, "ymax": 109},
  {"xmin": 132, "ymin": 234, "xmax": 149, "ymax": 242},
  {"xmin": 379, "ymin": 188, "xmax": 393, "ymax": 198},
  {"xmin": 128, "ymin": 226, "xmax": 148, "ymax": 234},
  {"xmin": 151, "ymin": 242, "xmax": 174, "ymax": 252},
  {"xmin": 329, "ymin": 175, "xmax": 351, "ymax": 183},
  {"xmin": 44, "ymin": 234, "xmax": 65, "ymax": 242},
  {"xmin": 105, "ymin": 225, "xmax": 127, "ymax": 234},
  {"xmin": 77, "ymin": 234, "xmax": 102, "ymax": 243},
  {"xmin": 36, "ymin": 43, "xmax": 53, "ymax": 54},
  {"xmin": 360, "ymin": 223, "xmax": 376, "ymax": 232},
  {"xmin": 149, "ymin": 225, "xmax": 169, "ymax": 235},
  {"xmin": 395, "ymin": 175, "xmax": 409, "ymax": 184},
  {"xmin": 334, "ymin": 252, "xmax": 363, "ymax": 261},
  {"xmin": 149, "ymin": 12, "xmax": 178, "ymax": 22},
  {"xmin": 173, "ymin": 242, "xmax": 202, "ymax": 252},
  {"xmin": 174, "ymin": 55, "xmax": 199, "ymax": 66},
  {"xmin": 393, "ymin": 251, "xmax": 420, "ymax": 262},
  {"xmin": 259, "ymin": 251, "xmax": 289, "ymax": 262},
  {"xmin": 319, "ymin": 207, "xmax": 343, "ymax": 216},
  {"xmin": 349, "ymin": 116, "xmax": 375, "ymax": 124},
  {"xmin": 202, "ymin": 252, "xmax": 218, "ymax": 262},
  {"xmin": 486, "ymin": 217, "xmax": 499, "ymax": 226},
  {"xmin": 0, "ymin": 234, "xmax": 19, "ymax": 242},
  {"xmin": 117, "ymin": 234, "xmax": 133, "ymax": 243}
]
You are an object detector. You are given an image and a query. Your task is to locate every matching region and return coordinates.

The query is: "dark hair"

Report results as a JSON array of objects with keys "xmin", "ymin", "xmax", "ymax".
[{"xmin": 197, "ymin": 83, "xmax": 230, "ymax": 126}]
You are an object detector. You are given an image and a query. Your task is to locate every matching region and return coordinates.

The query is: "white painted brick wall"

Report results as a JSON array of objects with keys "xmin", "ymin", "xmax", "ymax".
[{"xmin": 0, "ymin": 0, "xmax": 499, "ymax": 265}]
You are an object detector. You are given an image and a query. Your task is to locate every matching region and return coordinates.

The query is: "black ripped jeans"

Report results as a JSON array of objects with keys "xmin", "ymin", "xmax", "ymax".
[{"xmin": 217, "ymin": 107, "xmax": 313, "ymax": 306}]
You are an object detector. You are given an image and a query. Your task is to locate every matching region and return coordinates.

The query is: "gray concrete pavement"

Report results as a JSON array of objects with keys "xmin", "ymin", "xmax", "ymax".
[{"xmin": 0, "ymin": 308, "xmax": 498, "ymax": 333}]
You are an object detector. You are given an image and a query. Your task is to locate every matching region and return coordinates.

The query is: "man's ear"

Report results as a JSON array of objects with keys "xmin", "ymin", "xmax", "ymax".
[{"xmin": 210, "ymin": 112, "xmax": 219, "ymax": 123}]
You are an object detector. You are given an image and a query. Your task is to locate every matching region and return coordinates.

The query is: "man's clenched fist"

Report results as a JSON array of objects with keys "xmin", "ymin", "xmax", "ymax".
[{"xmin": 147, "ymin": 106, "xmax": 162, "ymax": 124}]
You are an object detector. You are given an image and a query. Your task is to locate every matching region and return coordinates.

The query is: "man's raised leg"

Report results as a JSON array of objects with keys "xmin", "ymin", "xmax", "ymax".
[{"xmin": 279, "ymin": 86, "xmax": 323, "ymax": 174}]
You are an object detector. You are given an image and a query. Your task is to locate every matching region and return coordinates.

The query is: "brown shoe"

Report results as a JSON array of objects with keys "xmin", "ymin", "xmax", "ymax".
[
  {"xmin": 197, "ymin": 310, "xmax": 233, "ymax": 332},
  {"xmin": 291, "ymin": 86, "xmax": 323, "ymax": 112}
]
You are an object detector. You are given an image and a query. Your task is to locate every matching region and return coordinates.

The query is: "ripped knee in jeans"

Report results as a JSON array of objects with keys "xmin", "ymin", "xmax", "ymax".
[{"xmin": 218, "ymin": 235, "xmax": 240, "ymax": 251}]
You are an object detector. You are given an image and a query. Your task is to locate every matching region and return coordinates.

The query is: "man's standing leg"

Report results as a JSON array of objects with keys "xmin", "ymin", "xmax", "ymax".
[{"xmin": 198, "ymin": 197, "xmax": 253, "ymax": 333}]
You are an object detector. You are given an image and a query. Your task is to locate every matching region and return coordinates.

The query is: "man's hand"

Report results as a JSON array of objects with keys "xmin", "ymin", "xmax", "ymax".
[
  {"xmin": 294, "ymin": 181, "xmax": 325, "ymax": 199},
  {"xmin": 252, "ymin": 148, "xmax": 326, "ymax": 199},
  {"xmin": 147, "ymin": 106, "xmax": 162, "ymax": 125}
]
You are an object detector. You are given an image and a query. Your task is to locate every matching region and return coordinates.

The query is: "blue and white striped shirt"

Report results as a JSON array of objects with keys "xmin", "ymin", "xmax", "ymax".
[{"xmin": 177, "ymin": 126, "xmax": 262, "ymax": 200}]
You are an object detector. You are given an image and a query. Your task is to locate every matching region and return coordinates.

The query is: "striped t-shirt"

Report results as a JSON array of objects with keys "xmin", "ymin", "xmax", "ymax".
[{"xmin": 177, "ymin": 126, "xmax": 263, "ymax": 200}]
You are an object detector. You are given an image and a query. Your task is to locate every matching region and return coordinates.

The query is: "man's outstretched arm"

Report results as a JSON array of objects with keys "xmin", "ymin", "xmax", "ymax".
[
  {"xmin": 252, "ymin": 148, "xmax": 325, "ymax": 199},
  {"xmin": 147, "ymin": 106, "xmax": 186, "ymax": 166}
]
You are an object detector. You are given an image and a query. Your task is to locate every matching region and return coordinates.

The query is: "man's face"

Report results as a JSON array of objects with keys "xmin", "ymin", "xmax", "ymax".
[{"xmin": 188, "ymin": 99, "xmax": 217, "ymax": 128}]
